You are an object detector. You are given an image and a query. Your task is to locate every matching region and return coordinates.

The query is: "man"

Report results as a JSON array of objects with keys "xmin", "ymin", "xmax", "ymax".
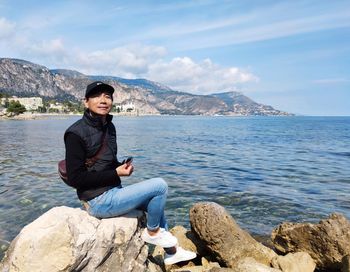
[{"xmin": 64, "ymin": 81, "xmax": 196, "ymax": 265}]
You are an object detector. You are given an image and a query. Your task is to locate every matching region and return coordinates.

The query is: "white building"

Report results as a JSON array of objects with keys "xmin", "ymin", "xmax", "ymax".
[
  {"xmin": 49, "ymin": 102, "xmax": 65, "ymax": 111},
  {"xmin": 116, "ymin": 102, "xmax": 136, "ymax": 112}
]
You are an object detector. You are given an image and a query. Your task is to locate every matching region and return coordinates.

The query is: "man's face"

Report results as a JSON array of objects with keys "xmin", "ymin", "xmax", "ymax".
[{"xmin": 84, "ymin": 91, "xmax": 113, "ymax": 116}]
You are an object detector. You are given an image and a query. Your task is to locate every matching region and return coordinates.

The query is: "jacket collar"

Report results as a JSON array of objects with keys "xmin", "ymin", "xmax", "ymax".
[{"xmin": 83, "ymin": 109, "xmax": 113, "ymax": 129}]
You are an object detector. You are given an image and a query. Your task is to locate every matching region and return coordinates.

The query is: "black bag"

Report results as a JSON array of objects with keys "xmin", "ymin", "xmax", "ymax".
[{"xmin": 59, "ymin": 131, "xmax": 107, "ymax": 187}]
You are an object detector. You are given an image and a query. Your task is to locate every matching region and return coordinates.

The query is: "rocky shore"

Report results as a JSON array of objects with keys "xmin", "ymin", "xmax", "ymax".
[{"xmin": 1, "ymin": 202, "xmax": 349, "ymax": 272}]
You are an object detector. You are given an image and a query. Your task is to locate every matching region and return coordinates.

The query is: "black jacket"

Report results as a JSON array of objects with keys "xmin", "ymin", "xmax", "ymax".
[{"xmin": 64, "ymin": 109, "xmax": 122, "ymax": 201}]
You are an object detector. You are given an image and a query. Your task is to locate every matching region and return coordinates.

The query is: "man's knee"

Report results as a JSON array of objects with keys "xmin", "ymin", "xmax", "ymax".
[{"xmin": 151, "ymin": 177, "xmax": 168, "ymax": 194}]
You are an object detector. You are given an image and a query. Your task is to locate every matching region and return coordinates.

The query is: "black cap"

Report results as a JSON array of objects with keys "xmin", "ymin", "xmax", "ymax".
[{"xmin": 85, "ymin": 81, "xmax": 114, "ymax": 98}]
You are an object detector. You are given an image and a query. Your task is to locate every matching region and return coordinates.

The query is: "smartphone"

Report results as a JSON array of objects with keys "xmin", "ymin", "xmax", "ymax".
[{"xmin": 125, "ymin": 156, "xmax": 133, "ymax": 166}]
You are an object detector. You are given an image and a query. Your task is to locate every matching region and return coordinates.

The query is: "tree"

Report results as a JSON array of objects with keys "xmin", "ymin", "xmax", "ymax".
[
  {"xmin": 0, "ymin": 93, "xmax": 10, "ymax": 100},
  {"xmin": 48, "ymin": 108, "xmax": 59, "ymax": 113},
  {"xmin": 7, "ymin": 100, "xmax": 26, "ymax": 114},
  {"xmin": 4, "ymin": 98, "xmax": 9, "ymax": 108},
  {"xmin": 0, "ymin": 90, "xmax": 10, "ymax": 99},
  {"xmin": 37, "ymin": 106, "xmax": 47, "ymax": 113}
]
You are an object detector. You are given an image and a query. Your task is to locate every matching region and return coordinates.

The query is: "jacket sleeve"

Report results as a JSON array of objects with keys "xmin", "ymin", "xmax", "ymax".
[
  {"xmin": 65, "ymin": 132, "xmax": 121, "ymax": 189},
  {"xmin": 114, "ymin": 158, "xmax": 123, "ymax": 168}
]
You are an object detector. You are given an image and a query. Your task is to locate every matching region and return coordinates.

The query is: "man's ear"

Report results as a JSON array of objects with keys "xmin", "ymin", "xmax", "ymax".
[{"xmin": 83, "ymin": 98, "xmax": 89, "ymax": 108}]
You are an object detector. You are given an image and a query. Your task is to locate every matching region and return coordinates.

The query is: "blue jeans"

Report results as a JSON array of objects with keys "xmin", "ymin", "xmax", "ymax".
[{"xmin": 87, "ymin": 177, "xmax": 168, "ymax": 231}]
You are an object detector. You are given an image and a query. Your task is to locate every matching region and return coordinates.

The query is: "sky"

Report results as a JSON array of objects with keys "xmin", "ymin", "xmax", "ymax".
[{"xmin": 0, "ymin": 0, "xmax": 349, "ymax": 115}]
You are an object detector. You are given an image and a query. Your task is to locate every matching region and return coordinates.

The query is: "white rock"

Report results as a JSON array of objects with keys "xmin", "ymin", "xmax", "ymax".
[{"xmin": 0, "ymin": 206, "xmax": 148, "ymax": 272}]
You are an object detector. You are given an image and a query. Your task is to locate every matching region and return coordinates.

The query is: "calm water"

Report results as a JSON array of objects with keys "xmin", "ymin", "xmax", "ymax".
[{"xmin": 1, "ymin": 115, "xmax": 350, "ymax": 256}]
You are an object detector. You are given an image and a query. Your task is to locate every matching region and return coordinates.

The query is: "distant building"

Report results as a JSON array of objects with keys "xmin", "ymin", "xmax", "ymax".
[
  {"xmin": 115, "ymin": 102, "xmax": 136, "ymax": 112},
  {"xmin": 0, "ymin": 96, "xmax": 43, "ymax": 111},
  {"xmin": 124, "ymin": 102, "xmax": 135, "ymax": 112},
  {"xmin": 49, "ymin": 102, "xmax": 65, "ymax": 112}
]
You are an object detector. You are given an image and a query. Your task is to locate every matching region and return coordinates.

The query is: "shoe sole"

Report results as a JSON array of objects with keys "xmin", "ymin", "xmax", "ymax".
[
  {"xmin": 164, "ymin": 253, "xmax": 196, "ymax": 265},
  {"xmin": 141, "ymin": 233, "xmax": 178, "ymax": 248}
]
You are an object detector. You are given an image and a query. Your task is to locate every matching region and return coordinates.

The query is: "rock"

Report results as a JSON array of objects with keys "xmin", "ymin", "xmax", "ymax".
[
  {"xmin": 6, "ymin": 111, "xmax": 15, "ymax": 117},
  {"xmin": 0, "ymin": 206, "xmax": 148, "ymax": 272},
  {"xmin": 253, "ymin": 234, "xmax": 275, "ymax": 250},
  {"xmin": 208, "ymin": 268, "xmax": 235, "ymax": 272},
  {"xmin": 172, "ymin": 267, "xmax": 209, "ymax": 272},
  {"xmin": 230, "ymin": 257, "xmax": 282, "ymax": 272},
  {"xmin": 203, "ymin": 257, "xmax": 281, "ymax": 272},
  {"xmin": 170, "ymin": 225, "xmax": 201, "ymax": 254},
  {"xmin": 151, "ymin": 245, "xmax": 197, "ymax": 271},
  {"xmin": 149, "ymin": 245, "xmax": 167, "ymax": 272},
  {"xmin": 201, "ymin": 257, "xmax": 221, "ymax": 270},
  {"xmin": 341, "ymin": 255, "xmax": 350, "ymax": 272},
  {"xmin": 170, "ymin": 225, "xmax": 211, "ymax": 260},
  {"xmin": 149, "ymin": 225, "xmax": 203, "ymax": 271},
  {"xmin": 271, "ymin": 252, "xmax": 316, "ymax": 272},
  {"xmin": 146, "ymin": 258, "xmax": 163, "ymax": 272},
  {"xmin": 271, "ymin": 213, "xmax": 350, "ymax": 271},
  {"xmin": 190, "ymin": 202, "xmax": 277, "ymax": 268},
  {"xmin": 170, "ymin": 257, "xmax": 222, "ymax": 272},
  {"xmin": 0, "ymin": 240, "xmax": 9, "ymax": 261}
]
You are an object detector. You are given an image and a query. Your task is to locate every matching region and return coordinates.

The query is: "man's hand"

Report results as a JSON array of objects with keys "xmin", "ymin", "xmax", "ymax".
[{"xmin": 116, "ymin": 163, "xmax": 134, "ymax": 176}]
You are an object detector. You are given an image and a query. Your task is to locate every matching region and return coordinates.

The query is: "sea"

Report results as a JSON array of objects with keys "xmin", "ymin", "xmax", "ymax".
[{"xmin": 0, "ymin": 115, "xmax": 349, "ymax": 257}]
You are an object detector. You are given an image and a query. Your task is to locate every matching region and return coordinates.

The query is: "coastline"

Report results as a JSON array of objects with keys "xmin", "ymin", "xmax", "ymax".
[
  {"xmin": 1, "ymin": 112, "xmax": 347, "ymax": 121},
  {"xmin": 0, "ymin": 111, "xmax": 299, "ymax": 121},
  {"xmin": 0, "ymin": 111, "xmax": 153, "ymax": 120}
]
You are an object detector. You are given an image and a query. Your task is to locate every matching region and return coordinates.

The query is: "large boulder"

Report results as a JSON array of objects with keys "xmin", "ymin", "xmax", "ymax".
[
  {"xmin": 0, "ymin": 206, "xmax": 148, "ymax": 272},
  {"xmin": 271, "ymin": 213, "xmax": 350, "ymax": 271},
  {"xmin": 190, "ymin": 202, "xmax": 277, "ymax": 268}
]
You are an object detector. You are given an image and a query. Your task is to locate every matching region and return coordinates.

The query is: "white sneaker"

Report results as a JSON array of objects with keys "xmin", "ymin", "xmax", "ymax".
[
  {"xmin": 164, "ymin": 246, "xmax": 197, "ymax": 265},
  {"xmin": 141, "ymin": 228, "xmax": 178, "ymax": 248}
]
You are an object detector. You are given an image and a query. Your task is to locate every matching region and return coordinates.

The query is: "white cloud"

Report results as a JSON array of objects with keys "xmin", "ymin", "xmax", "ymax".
[
  {"xmin": 20, "ymin": 38, "xmax": 70, "ymax": 66},
  {"xmin": 70, "ymin": 46, "xmax": 258, "ymax": 94},
  {"xmin": 0, "ymin": 14, "xmax": 257, "ymax": 95},
  {"xmin": 28, "ymin": 38, "xmax": 65, "ymax": 55},
  {"xmin": 0, "ymin": 17, "xmax": 68, "ymax": 65},
  {"xmin": 0, "ymin": 17, "xmax": 16, "ymax": 39},
  {"xmin": 75, "ymin": 44, "xmax": 167, "ymax": 78},
  {"xmin": 147, "ymin": 57, "xmax": 258, "ymax": 94}
]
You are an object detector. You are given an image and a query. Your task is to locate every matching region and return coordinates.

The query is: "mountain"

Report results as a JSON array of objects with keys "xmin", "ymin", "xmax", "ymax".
[
  {"xmin": 0, "ymin": 58, "xmax": 291, "ymax": 115},
  {"xmin": 90, "ymin": 76, "xmax": 175, "ymax": 94}
]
